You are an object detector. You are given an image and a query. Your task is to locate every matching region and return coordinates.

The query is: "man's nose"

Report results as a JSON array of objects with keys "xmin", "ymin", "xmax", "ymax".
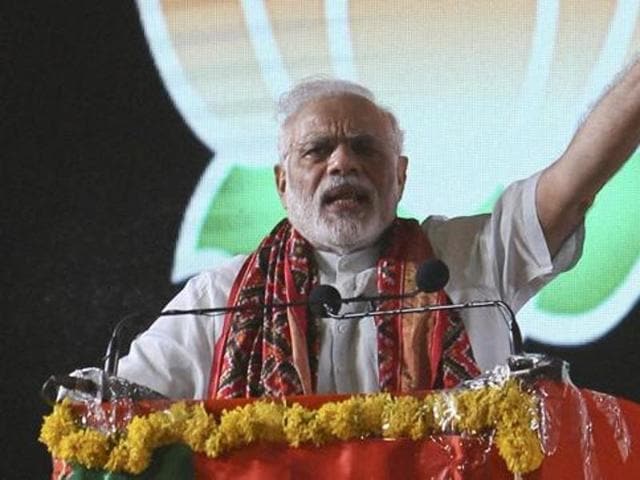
[{"xmin": 327, "ymin": 143, "xmax": 361, "ymax": 175}]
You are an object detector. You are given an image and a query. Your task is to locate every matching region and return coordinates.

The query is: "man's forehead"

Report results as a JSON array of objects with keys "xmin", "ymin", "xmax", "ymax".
[{"xmin": 287, "ymin": 94, "xmax": 390, "ymax": 140}]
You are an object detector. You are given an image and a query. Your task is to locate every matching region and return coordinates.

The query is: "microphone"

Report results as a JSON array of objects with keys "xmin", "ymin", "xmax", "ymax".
[
  {"xmin": 416, "ymin": 258, "xmax": 450, "ymax": 293},
  {"xmin": 158, "ymin": 259, "xmax": 451, "ymax": 320},
  {"xmin": 308, "ymin": 284, "xmax": 342, "ymax": 317},
  {"xmin": 97, "ymin": 257, "xmax": 520, "ymax": 387},
  {"xmin": 307, "ymin": 258, "xmax": 451, "ymax": 316},
  {"xmin": 308, "ymin": 258, "xmax": 523, "ymax": 355}
]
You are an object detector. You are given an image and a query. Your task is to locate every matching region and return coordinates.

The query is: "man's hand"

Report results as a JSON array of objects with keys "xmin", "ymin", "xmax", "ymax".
[{"xmin": 537, "ymin": 56, "xmax": 640, "ymax": 256}]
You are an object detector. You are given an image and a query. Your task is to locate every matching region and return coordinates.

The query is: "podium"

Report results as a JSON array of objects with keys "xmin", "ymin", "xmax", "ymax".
[{"xmin": 41, "ymin": 375, "xmax": 640, "ymax": 479}]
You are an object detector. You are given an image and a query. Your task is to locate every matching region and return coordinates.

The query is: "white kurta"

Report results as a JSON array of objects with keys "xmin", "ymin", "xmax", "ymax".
[{"xmin": 119, "ymin": 172, "xmax": 584, "ymax": 399}]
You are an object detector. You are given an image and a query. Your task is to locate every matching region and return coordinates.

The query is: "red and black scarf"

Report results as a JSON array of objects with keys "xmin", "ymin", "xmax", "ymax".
[{"xmin": 208, "ymin": 219, "xmax": 480, "ymax": 399}]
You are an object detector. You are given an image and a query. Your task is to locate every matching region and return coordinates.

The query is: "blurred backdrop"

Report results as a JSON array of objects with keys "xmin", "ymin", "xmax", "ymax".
[{"xmin": 5, "ymin": 2, "xmax": 640, "ymax": 477}]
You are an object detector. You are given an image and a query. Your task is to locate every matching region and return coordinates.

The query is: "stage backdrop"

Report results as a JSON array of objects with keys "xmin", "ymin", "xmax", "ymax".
[
  {"xmin": 6, "ymin": 2, "xmax": 640, "ymax": 478},
  {"xmin": 138, "ymin": 0, "xmax": 640, "ymax": 347}
]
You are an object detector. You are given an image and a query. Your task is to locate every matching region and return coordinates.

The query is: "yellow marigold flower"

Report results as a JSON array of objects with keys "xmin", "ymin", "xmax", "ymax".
[
  {"xmin": 57, "ymin": 430, "xmax": 110, "ymax": 469},
  {"xmin": 183, "ymin": 403, "xmax": 217, "ymax": 453},
  {"xmin": 146, "ymin": 410, "xmax": 182, "ymax": 445},
  {"xmin": 126, "ymin": 416, "xmax": 157, "ymax": 449},
  {"xmin": 418, "ymin": 394, "xmax": 439, "ymax": 435},
  {"xmin": 407, "ymin": 396, "xmax": 436, "ymax": 440},
  {"xmin": 127, "ymin": 411, "xmax": 176, "ymax": 451},
  {"xmin": 38, "ymin": 379, "xmax": 544, "ymax": 476},
  {"xmin": 484, "ymin": 384, "xmax": 513, "ymax": 426},
  {"xmin": 382, "ymin": 396, "xmax": 420, "ymax": 438},
  {"xmin": 492, "ymin": 380, "xmax": 543, "ymax": 473},
  {"xmin": 39, "ymin": 400, "xmax": 78, "ymax": 454},
  {"xmin": 168, "ymin": 401, "xmax": 191, "ymax": 422},
  {"xmin": 495, "ymin": 425, "xmax": 544, "ymax": 473},
  {"xmin": 359, "ymin": 394, "xmax": 387, "ymax": 437},
  {"xmin": 249, "ymin": 401, "xmax": 286, "ymax": 443},
  {"xmin": 323, "ymin": 397, "xmax": 361, "ymax": 441},
  {"xmin": 104, "ymin": 442, "xmax": 131, "ymax": 472},
  {"xmin": 115, "ymin": 411, "xmax": 181, "ymax": 474},
  {"xmin": 124, "ymin": 444, "xmax": 153, "ymax": 475},
  {"xmin": 204, "ymin": 430, "xmax": 224, "ymax": 458},
  {"xmin": 283, "ymin": 403, "xmax": 316, "ymax": 447},
  {"xmin": 218, "ymin": 404, "xmax": 260, "ymax": 449},
  {"xmin": 310, "ymin": 402, "xmax": 339, "ymax": 445},
  {"xmin": 455, "ymin": 388, "xmax": 494, "ymax": 433}
]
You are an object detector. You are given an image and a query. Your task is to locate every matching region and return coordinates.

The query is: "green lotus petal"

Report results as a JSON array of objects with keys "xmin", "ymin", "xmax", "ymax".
[
  {"xmin": 198, "ymin": 165, "xmax": 285, "ymax": 254},
  {"xmin": 537, "ymin": 152, "xmax": 640, "ymax": 314},
  {"xmin": 466, "ymin": 163, "xmax": 640, "ymax": 315}
]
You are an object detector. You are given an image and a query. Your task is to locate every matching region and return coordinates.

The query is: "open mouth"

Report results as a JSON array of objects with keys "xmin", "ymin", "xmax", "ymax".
[{"xmin": 321, "ymin": 184, "xmax": 370, "ymax": 210}]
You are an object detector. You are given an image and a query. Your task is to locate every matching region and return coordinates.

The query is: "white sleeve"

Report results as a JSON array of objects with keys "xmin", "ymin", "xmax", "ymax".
[
  {"xmin": 117, "ymin": 255, "xmax": 246, "ymax": 399},
  {"xmin": 422, "ymin": 171, "xmax": 585, "ymax": 369}
]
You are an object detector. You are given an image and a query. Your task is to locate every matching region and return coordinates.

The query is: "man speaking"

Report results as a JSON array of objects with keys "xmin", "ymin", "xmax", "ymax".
[{"xmin": 119, "ymin": 62, "xmax": 640, "ymax": 399}]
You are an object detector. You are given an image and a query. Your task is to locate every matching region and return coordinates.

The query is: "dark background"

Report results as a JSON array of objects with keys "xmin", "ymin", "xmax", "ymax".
[{"xmin": 3, "ymin": 3, "xmax": 639, "ymax": 478}]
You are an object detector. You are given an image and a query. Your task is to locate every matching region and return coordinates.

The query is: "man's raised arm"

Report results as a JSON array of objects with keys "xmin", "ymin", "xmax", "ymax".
[{"xmin": 537, "ymin": 56, "xmax": 640, "ymax": 256}]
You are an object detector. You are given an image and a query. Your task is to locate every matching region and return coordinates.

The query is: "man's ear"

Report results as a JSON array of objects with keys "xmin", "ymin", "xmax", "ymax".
[
  {"xmin": 396, "ymin": 155, "xmax": 408, "ymax": 198},
  {"xmin": 274, "ymin": 163, "xmax": 287, "ymax": 203}
]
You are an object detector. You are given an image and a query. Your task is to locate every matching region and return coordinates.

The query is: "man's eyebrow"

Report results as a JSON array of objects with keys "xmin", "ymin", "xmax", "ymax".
[
  {"xmin": 348, "ymin": 133, "xmax": 380, "ymax": 143},
  {"xmin": 296, "ymin": 132, "xmax": 381, "ymax": 145},
  {"xmin": 291, "ymin": 136, "xmax": 332, "ymax": 152},
  {"xmin": 297, "ymin": 134, "xmax": 332, "ymax": 145}
]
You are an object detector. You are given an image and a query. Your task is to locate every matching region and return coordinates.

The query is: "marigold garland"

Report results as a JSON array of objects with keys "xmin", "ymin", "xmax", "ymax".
[{"xmin": 39, "ymin": 379, "xmax": 544, "ymax": 475}]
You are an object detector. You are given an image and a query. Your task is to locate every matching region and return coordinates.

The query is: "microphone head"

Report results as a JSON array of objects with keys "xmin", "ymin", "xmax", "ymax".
[
  {"xmin": 308, "ymin": 285, "xmax": 342, "ymax": 317},
  {"xmin": 416, "ymin": 259, "xmax": 450, "ymax": 293}
]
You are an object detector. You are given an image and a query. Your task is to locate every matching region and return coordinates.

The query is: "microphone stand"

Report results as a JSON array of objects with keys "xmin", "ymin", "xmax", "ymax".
[
  {"xmin": 321, "ymin": 296, "xmax": 565, "ymax": 381},
  {"xmin": 103, "ymin": 312, "xmax": 144, "ymax": 377},
  {"xmin": 41, "ymin": 312, "xmax": 166, "ymax": 405},
  {"xmin": 322, "ymin": 299, "xmax": 523, "ymax": 355}
]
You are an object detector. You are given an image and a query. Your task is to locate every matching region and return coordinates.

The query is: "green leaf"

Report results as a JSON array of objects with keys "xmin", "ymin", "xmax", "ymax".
[{"xmin": 69, "ymin": 444, "xmax": 194, "ymax": 479}]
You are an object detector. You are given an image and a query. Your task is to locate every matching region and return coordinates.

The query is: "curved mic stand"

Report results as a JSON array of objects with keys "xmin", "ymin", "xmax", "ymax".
[
  {"xmin": 319, "ymin": 297, "xmax": 572, "ymax": 384},
  {"xmin": 41, "ymin": 312, "xmax": 165, "ymax": 406},
  {"xmin": 321, "ymin": 299, "xmax": 523, "ymax": 356},
  {"xmin": 103, "ymin": 312, "xmax": 144, "ymax": 377},
  {"xmin": 507, "ymin": 353, "xmax": 570, "ymax": 383}
]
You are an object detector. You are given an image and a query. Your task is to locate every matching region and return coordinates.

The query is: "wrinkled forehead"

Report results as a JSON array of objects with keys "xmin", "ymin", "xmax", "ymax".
[{"xmin": 282, "ymin": 94, "xmax": 394, "ymax": 147}]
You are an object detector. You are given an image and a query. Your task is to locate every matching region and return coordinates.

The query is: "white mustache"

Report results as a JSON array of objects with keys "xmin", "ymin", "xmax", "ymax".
[{"xmin": 316, "ymin": 176, "xmax": 375, "ymax": 204}]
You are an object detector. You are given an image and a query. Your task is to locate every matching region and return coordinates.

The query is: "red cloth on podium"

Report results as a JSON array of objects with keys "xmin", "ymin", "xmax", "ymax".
[
  {"xmin": 530, "ymin": 381, "xmax": 640, "ymax": 478},
  {"xmin": 193, "ymin": 437, "xmax": 511, "ymax": 480},
  {"xmin": 50, "ymin": 381, "xmax": 640, "ymax": 479},
  {"xmin": 193, "ymin": 381, "xmax": 640, "ymax": 479}
]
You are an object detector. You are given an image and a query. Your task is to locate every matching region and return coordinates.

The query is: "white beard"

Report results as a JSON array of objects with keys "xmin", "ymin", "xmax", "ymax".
[{"xmin": 284, "ymin": 175, "xmax": 395, "ymax": 253}]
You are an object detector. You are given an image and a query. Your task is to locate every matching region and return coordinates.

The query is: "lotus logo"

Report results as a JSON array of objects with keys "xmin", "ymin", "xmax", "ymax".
[{"xmin": 137, "ymin": 0, "xmax": 640, "ymax": 346}]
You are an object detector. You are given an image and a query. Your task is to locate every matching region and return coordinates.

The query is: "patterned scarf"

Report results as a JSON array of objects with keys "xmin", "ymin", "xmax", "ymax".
[{"xmin": 208, "ymin": 219, "xmax": 480, "ymax": 399}]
